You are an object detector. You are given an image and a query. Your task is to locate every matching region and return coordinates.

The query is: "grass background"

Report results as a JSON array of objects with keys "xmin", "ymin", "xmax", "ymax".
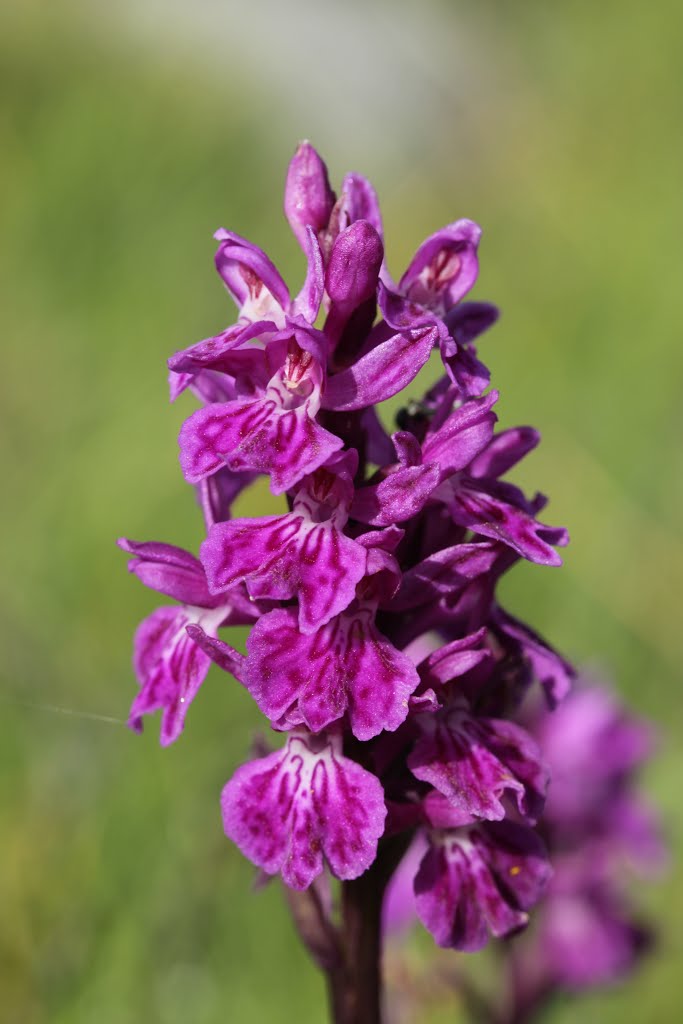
[{"xmin": 1, "ymin": 1, "xmax": 681, "ymax": 1021}]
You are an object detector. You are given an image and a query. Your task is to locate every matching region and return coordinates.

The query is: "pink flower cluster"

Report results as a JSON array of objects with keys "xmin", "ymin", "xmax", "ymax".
[{"xmin": 120, "ymin": 143, "xmax": 578, "ymax": 952}]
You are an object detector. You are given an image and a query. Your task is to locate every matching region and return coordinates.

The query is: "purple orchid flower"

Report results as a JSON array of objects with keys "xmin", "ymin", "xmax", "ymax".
[
  {"xmin": 200, "ymin": 450, "xmax": 368, "ymax": 633},
  {"xmin": 119, "ymin": 143, "xmax": 661, "ymax": 1024},
  {"xmin": 408, "ymin": 702, "xmax": 549, "ymax": 824},
  {"xmin": 178, "ymin": 323, "xmax": 343, "ymax": 495},
  {"xmin": 241, "ymin": 540, "xmax": 419, "ymax": 740},
  {"xmin": 414, "ymin": 820, "xmax": 552, "ymax": 952},
  {"xmin": 118, "ymin": 539, "xmax": 252, "ymax": 745},
  {"xmin": 168, "ymin": 227, "xmax": 324, "ymax": 395}
]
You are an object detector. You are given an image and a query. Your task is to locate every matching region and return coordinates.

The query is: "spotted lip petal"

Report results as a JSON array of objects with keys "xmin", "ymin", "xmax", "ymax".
[
  {"xmin": 200, "ymin": 457, "xmax": 368, "ymax": 633},
  {"xmin": 243, "ymin": 603, "xmax": 420, "ymax": 740},
  {"xmin": 221, "ymin": 733, "xmax": 387, "ymax": 890},
  {"xmin": 179, "ymin": 396, "xmax": 342, "ymax": 495},
  {"xmin": 414, "ymin": 822, "xmax": 552, "ymax": 951},
  {"xmin": 130, "ymin": 604, "xmax": 224, "ymax": 746},
  {"xmin": 408, "ymin": 707, "xmax": 549, "ymax": 823}
]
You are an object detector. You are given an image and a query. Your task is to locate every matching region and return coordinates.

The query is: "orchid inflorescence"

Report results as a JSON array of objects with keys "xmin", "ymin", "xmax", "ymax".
[{"xmin": 119, "ymin": 143, "xmax": 659, "ymax": 1022}]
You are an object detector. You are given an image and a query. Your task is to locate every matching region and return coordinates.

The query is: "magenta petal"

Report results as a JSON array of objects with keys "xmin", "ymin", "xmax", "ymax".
[
  {"xmin": 477, "ymin": 822, "xmax": 552, "ymax": 917},
  {"xmin": 351, "ymin": 462, "xmax": 441, "ymax": 526},
  {"xmin": 414, "ymin": 840, "xmax": 490, "ymax": 950},
  {"xmin": 414, "ymin": 822, "xmax": 550, "ymax": 950},
  {"xmin": 184, "ymin": 624, "xmax": 245, "ymax": 681},
  {"xmin": 221, "ymin": 734, "xmax": 386, "ymax": 889},
  {"xmin": 339, "ymin": 172, "xmax": 383, "ymax": 238},
  {"xmin": 244, "ymin": 606, "xmax": 419, "ymax": 740},
  {"xmin": 167, "ymin": 321, "xmax": 273, "ymax": 378},
  {"xmin": 284, "ymin": 142, "xmax": 336, "ymax": 253},
  {"xmin": 417, "ymin": 630, "xmax": 490, "ymax": 687},
  {"xmin": 442, "ymin": 301, "xmax": 499, "ymax": 346},
  {"xmin": 130, "ymin": 606, "xmax": 217, "ymax": 745},
  {"xmin": 439, "ymin": 304, "xmax": 498, "ymax": 397},
  {"xmin": 450, "ymin": 481, "xmax": 564, "ymax": 567},
  {"xmin": 214, "ymin": 229, "xmax": 290, "ymax": 317},
  {"xmin": 390, "ymin": 542, "xmax": 499, "ymax": 612},
  {"xmin": 392, "ymin": 431, "xmax": 422, "ymax": 467},
  {"xmin": 118, "ymin": 539, "xmax": 216, "ymax": 607},
  {"xmin": 493, "ymin": 608, "xmax": 575, "ymax": 705},
  {"xmin": 201, "ymin": 514, "xmax": 367, "ymax": 633},
  {"xmin": 197, "ymin": 465, "xmax": 259, "ymax": 530},
  {"xmin": 400, "ymin": 219, "xmax": 481, "ymax": 315},
  {"xmin": 322, "ymin": 323, "xmax": 437, "ymax": 411},
  {"xmin": 409, "ymin": 708, "xmax": 549, "ymax": 822},
  {"xmin": 469, "ymin": 427, "xmax": 541, "ymax": 480},
  {"xmin": 422, "ymin": 391, "xmax": 498, "ymax": 479},
  {"xmin": 178, "ymin": 399, "xmax": 342, "ymax": 495},
  {"xmin": 441, "ymin": 343, "xmax": 491, "ymax": 398},
  {"xmin": 421, "ymin": 792, "xmax": 479, "ymax": 830},
  {"xmin": 291, "ymin": 226, "xmax": 325, "ymax": 323},
  {"xmin": 354, "ymin": 524, "xmax": 405, "ymax": 554},
  {"xmin": 118, "ymin": 538, "xmax": 202, "ymax": 572}
]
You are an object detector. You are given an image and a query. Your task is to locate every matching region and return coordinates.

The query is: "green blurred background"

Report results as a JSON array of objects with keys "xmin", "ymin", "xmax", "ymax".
[{"xmin": 1, "ymin": 1, "xmax": 681, "ymax": 1021}]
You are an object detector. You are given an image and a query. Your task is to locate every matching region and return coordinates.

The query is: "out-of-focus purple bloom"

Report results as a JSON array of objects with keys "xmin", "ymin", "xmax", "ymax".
[
  {"xmin": 537, "ymin": 685, "xmax": 656, "ymax": 833},
  {"xmin": 505, "ymin": 682, "xmax": 663, "ymax": 1005},
  {"xmin": 534, "ymin": 849, "xmax": 652, "ymax": 990}
]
